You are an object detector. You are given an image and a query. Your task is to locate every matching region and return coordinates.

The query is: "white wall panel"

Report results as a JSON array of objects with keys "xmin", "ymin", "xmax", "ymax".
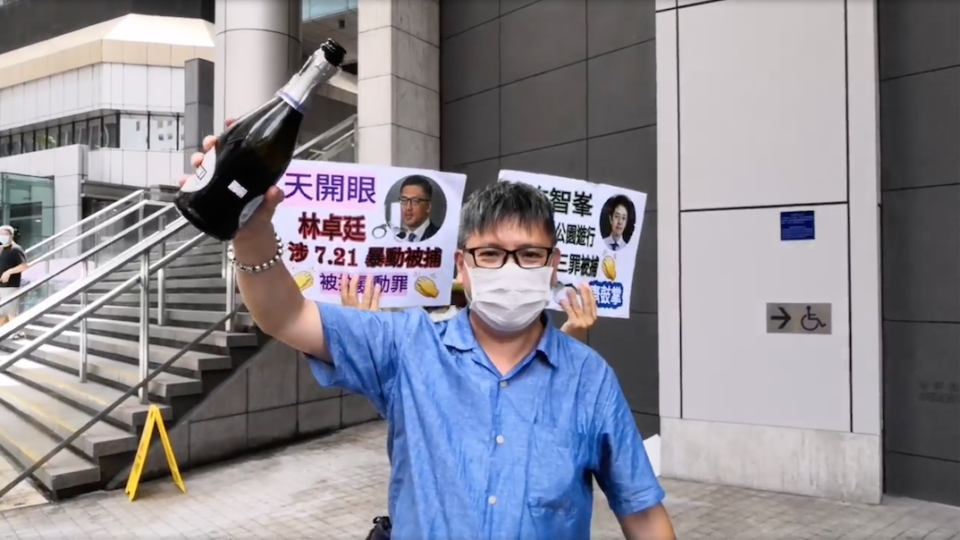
[
  {"xmin": 22, "ymin": 81, "xmax": 38, "ymax": 123},
  {"xmin": 678, "ymin": 0, "xmax": 847, "ymax": 210},
  {"xmin": 147, "ymin": 66, "xmax": 173, "ymax": 111},
  {"xmin": 0, "ymin": 64, "xmax": 187, "ymax": 133},
  {"xmin": 77, "ymin": 66, "xmax": 96, "ymax": 111},
  {"xmin": 35, "ymin": 78, "xmax": 51, "ymax": 120},
  {"xmin": 656, "ymin": 9, "xmax": 682, "ymax": 420},
  {"xmin": 62, "ymin": 70, "xmax": 79, "ymax": 113},
  {"xmin": 49, "ymin": 74, "xmax": 65, "ymax": 118},
  {"xmin": 680, "ymin": 205, "xmax": 851, "ymax": 432},
  {"xmin": 121, "ymin": 150, "xmax": 148, "ymax": 186},
  {"xmin": 123, "ymin": 65, "xmax": 149, "ymax": 110}
]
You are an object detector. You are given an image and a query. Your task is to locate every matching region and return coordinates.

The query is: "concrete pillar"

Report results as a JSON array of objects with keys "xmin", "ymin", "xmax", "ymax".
[
  {"xmin": 656, "ymin": 0, "xmax": 882, "ymax": 503},
  {"xmin": 182, "ymin": 58, "xmax": 214, "ymax": 174},
  {"xmin": 214, "ymin": 0, "xmax": 302, "ymax": 130},
  {"xmin": 356, "ymin": 0, "xmax": 440, "ymax": 168}
]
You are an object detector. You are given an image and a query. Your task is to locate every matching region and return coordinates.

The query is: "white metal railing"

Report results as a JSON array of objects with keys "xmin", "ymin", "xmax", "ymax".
[
  {"xmin": 293, "ymin": 114, "xmax": 357, "ymax": 163},
  {"xmin": 25, "ymin": 189, "xmax": 146, "ymax": 257}
]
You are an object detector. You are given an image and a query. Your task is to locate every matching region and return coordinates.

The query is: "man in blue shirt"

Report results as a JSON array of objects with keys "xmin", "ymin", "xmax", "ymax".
[{"xmin": 191, "ymin": 133, "xmax": 674, "ymax": 539}]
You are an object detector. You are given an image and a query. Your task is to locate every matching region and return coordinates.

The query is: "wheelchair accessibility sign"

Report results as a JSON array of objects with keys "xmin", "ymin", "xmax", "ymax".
[{"xmin": 766, "ymin": 303, "xmax": 832, "ymax": 335}]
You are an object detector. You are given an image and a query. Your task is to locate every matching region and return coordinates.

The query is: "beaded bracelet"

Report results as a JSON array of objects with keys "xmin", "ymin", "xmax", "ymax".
[{"xmin": 227, "ymin": 234, "xmax": 284, "ymax": 274}]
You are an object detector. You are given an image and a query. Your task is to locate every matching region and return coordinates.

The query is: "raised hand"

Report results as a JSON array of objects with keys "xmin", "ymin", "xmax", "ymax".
[
  {"xmin": 559, "ymin": 283, "xmax": 597, "ymax": 343},
  {"xmin": 339, "ymin": 274, "xmax": 382, "ymax": 312}
]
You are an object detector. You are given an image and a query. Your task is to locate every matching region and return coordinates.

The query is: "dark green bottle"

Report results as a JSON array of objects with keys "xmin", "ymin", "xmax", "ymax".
[{"xmin": 175, "ymin": 39, "xmax": 346, "ymax": 241}]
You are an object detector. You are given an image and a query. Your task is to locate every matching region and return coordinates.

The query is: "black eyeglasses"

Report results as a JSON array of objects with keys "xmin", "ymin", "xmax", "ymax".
[
  {"xmin": 398, "ymin": 197, "xmax": 430, "ymax": 207},
  {"xmin": 463, "ymin": 247, "xmax": 554, "ymax": 269}
]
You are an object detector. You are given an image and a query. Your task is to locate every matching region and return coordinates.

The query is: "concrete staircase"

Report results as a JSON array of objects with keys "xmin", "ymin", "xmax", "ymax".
[{"xmin": 0, "ymin": 239, "xmax": 260, "ymax": 500}]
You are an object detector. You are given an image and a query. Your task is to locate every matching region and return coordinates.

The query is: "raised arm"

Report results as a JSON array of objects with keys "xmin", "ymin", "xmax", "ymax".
[{"xmin": 184, "ymin": 131, "xmax": 406, "ymax": 410}]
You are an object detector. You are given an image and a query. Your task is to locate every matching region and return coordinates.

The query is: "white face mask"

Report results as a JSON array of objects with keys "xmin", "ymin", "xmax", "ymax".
[
  {"xmin": 466, "ymin": 262, "xmax": 553, "ymax": 333},
  {"xmin": 0, "ymin": 236, "xmax": 10, "ymax": 247}
]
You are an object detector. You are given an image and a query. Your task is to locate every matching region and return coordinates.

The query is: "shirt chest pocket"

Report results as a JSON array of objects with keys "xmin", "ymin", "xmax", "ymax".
[{"xmin": 526, "ymin": 425, "xmax": 591, "ymax": 515}]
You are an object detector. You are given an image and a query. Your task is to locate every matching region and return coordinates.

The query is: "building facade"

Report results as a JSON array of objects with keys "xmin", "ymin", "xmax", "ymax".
[{"xmin": 0, "ymin": 0, "xmax": 956, "ymax": 508}]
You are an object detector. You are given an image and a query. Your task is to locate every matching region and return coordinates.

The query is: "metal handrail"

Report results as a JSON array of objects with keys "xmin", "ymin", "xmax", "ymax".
[
  {"xmin": 0, "ymin": 201, "xmax": 175, "ymax": 310},
  {"xmin": 0, "ymin": 217, "xmax": 189, "ymax": 345},
  {"xmin": 0, "ymin": 305, "xmax": 239, "ymax": 500},
  {"xmin": 293, "ymin": 114, "xmax": 357, "ymax": 158},
  {"xmin": 27, "ymin": 200, "xmax": 170, "ymax": 268},
  {"xmin": 309, "ymin": 130, "xmax": 355, "ymax": 162},
  {"xmin": 25, "ymin": 189, "xmax": 146, "ymax": 255}
]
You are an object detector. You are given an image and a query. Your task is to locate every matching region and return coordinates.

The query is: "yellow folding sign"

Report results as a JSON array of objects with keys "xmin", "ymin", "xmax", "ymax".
[{"xmin": 125, "ymin": 404, "xmax": 186, "ymax": 502}]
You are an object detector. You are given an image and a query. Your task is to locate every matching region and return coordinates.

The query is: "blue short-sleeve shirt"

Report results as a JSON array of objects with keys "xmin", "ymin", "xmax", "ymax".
[{"xmin": 308, "ymin": 303, "xmax": 664, "ymax": 540}]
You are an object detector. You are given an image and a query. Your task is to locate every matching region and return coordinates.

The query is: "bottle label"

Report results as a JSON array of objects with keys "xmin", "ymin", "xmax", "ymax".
[
  {"xmin": 237, "ymin": 195, "xmax": 265, "ymax": 230},
  {"xmin": 181, "ymin": 148, "xmax": 216, "ymax": 193}
]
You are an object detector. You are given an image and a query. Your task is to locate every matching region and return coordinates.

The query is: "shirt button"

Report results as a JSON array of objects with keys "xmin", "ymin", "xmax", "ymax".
[
  {"xmin": 495, "ymin": 435, "xmax": 505, "ymax": 445},
  {"xmin": 499, "ymin": 381, "xmax": 508, "ymax": 388},
  {"xmin": 488, "ymin": 496, "xmax": 497, "ymax": 506}
]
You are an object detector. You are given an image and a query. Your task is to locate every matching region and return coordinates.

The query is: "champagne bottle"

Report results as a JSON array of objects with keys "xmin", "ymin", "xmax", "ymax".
[{"xmin": 175, "ymin": 39, "xmax": 347, "ymax": 241}]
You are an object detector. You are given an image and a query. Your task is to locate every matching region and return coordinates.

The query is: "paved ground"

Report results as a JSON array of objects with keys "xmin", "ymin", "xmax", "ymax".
[
  {"xmin": 0, "ymin": 458, "xmax": 46, "ymax": 514},
  {"xmin": 0, "ymin": 422, "xmax": 958, "ymax": 539}
]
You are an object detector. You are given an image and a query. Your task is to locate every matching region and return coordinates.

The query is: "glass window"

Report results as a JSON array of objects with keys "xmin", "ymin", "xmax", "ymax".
[
  {"xmin": 35, "ymin": 130, "xmax": 48, "ymax": 151},
  {"xmin": 0, "ymin": 136, "xmax": 9, "ymax": 158},
  {"xmin": 10, "ymin": 133, "xmax": 21, "ymax": 155},
  {"xmin": 148, "ymin": 114, "xmax": 177, "ymax": 151},
  {"xmin": 76, "ymin": 120, "xmax": 88, "ymax": 145},
  {"xmin": 1, "ymin": 172, "xmax": 55, "ymax": 250},
  {"xmin": 22, "ymin": 131, "xmax": 35, "ymax": 153},
  {"xmin": 103, "ymin": 114, "xmax": 119, "ymax": 148},
  {"xmin": 45, "ymin": 128, "xmax": 58, "ymax": 149},
  {"xmin": 60, "ymin": 123, "xmax": 73, "ymax": 147},
  {"xmin": 88, "ymin": 118, "xmax": 102, "ymax": 149},
  {"xmin": 120, "ymin": 113, "xmax": 148, "ymax": 150}
]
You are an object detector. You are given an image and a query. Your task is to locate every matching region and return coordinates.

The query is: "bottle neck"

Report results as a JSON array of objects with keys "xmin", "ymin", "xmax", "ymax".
[{"xmin": 277, "ymin": 53, "xmax": 340, "ymax": 113}]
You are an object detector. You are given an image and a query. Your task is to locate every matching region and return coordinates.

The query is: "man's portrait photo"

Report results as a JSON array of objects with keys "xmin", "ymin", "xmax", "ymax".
[
  {"xmin": 599, "ymin": 194, "xmax": 637, "ymax": 251},
  {"xmin": 385, "ymin": 175, "xmax": 447, "ymax": 243}
]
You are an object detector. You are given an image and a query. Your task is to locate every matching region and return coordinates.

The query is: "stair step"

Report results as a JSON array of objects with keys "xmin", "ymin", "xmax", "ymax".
[
  {"xmin": 38, "ymin": 315, "xmax": 256, "ymax": 349},
  {"xmin": 6, "ymin": 342, "xmax": 201, "ymax": 398},
  {"xmin": 120, "ymin": 253, "xmax": 221, "ymax": 270},
  {"xmin": 0, "ymin": 404, "xmax": 99, "ymax": 492},
  {"xmin": 2, "ymin": 359, "xmax": 170, "ymax": 429},
  {"xmin": 16, "ymin": 327, "xmax": 232, "ymax": 373},
  {"xmin": 0, "ymin": 373, "xmax": 137, "ymax": 459},
  {"xmin": 53, "ymin": 305, "xmax": 254, "ymax": 329},
  {"xmin": 87, "ymin": 277, "xmax": 228, "ymax": 293},
  {"xmin": 165, "ymin": 243, "xmax": 222, "ymax": 256},
  {"xmin": 106, "ymin": 264, "xmax": 223, "ymax": 281},
  {"xmin": 89, "ymin": 292, "xmax": 235, "ymax": 308}
]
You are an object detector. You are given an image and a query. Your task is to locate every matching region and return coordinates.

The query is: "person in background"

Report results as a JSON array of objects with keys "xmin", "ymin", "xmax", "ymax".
[
  {"xmin": 396, "ymin": 175, "xmax": 439, "ymax": 243},
  {"xmin": 189, "ymin": 130, "xmax": 674, "ymax": 539},
  {"xmin": 0, "ymin": 225, "xmax": 28, "ymax": 340},
  {"xmin": 342, "ymin": 274, "xmax": 600, "ymax": 540}
]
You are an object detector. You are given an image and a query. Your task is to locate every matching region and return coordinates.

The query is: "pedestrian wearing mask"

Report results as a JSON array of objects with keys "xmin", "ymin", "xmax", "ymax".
[
  {"xmin": 185, "ymin": 131, "xmax": 674, "ymax": 540},
  {"xmin": 0, "ymin": 225, "xmax": 28, "ymax": 339}
]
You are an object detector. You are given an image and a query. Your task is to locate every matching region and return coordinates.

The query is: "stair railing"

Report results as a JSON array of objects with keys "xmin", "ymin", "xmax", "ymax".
[
  {"xmin": 24, "ymin": 189, "xmax": 147, "ymax": 257},
  {"xmin": 0, "ymin": 215, "xmax": 248, "ymax": 501},
  {"xmin": 0, "ymin": 199, "xmax": 175, "ymax": 315},
  {"xmin": 293, "ymin": 114, "xmax": 357, "ymax": 162}
]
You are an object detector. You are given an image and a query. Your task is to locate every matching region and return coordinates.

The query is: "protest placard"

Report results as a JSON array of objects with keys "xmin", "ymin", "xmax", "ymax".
[
  {"xmin": 498, "ymin": 170, "xmax": 647, "ymax": 319},
  {"xmin": 274, "ymin": 161, "xmax": 466, "ymax": 309}
]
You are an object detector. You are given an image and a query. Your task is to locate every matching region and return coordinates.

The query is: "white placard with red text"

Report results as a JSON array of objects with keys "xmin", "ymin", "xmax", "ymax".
[
  {"xmin": 498, "ymin": 169, "xmax": 647, "ymax": 319},
  {"xmin": 273, "ymin": 160, "xmax": 465, "ymax": 308}
]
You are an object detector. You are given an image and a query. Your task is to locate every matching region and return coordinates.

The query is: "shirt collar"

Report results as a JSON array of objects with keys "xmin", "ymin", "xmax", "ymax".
[
  {"xmin": 441, "ymin": 308, "xmax": 558, "ymax": 367},
  {"xmin": 404, "ymin": 220, "xmax": 430, "ymax": 240}
]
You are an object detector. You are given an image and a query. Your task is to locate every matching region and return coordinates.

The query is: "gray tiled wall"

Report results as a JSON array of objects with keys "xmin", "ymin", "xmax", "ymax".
[
  {"xmin": 878, "ymin": 0, "xmax": 960, "ymax": 507},
  {"xmin": 439, "ymin": 0, "xmax": 659, "ymax": 435}
]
